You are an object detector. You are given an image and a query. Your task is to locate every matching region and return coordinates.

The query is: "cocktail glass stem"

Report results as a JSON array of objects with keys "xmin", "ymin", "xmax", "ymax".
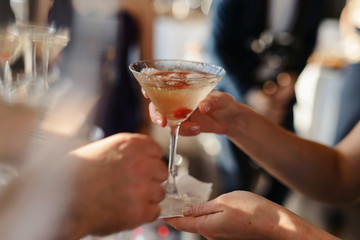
[
  {"xmin": 165, "ymin": 123, "xmax": 181, "ymax": 196},
  {"xmin": 3, "ymin": 61, "xmax": 13, "ymax": 100},
  {"xmin": 4, "ymin": 61, "xmax": 12, "ymax": 87},
  {"xmin": 23, "ymin": 34, "xmax": 33, "ymax": 76},
  {"xmin": 0, "ymin": 61, "xmax": 12, "ymax": 99},
  {"xmin": 43, "ymin": 46, "xmax": 49, "ymax": 85},
  {"xmin": 0, "ymin": 63, "xmax": 4, "ymax": 95},
  {"xmin": 32, "ymin": 43, "xmax": 37, "ymax": 77}
]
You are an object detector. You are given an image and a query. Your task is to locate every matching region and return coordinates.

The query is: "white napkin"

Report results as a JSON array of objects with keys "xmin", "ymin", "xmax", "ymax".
[{"xmin": 159, "ymin": 175, "xmax": 213, "ymax": 218}]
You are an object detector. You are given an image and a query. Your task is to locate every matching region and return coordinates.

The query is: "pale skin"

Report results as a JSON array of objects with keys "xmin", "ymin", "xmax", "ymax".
[
  {"xmin": 0, "ymin": 133, "xmax": 168, "ymax": 240},
  {"xmin": 147, "ymin": 90, "xmax": 360, "ymax": 239},
  {"xmin": 62, "ymin": 133, "xmax": 168, "ymax": 239}
]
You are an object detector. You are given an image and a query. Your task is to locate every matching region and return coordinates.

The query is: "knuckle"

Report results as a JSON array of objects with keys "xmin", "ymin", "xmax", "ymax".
[
  {"xmin": 192, "ymin": 203, "xmax": 205, "ymax": 217},
  {"xmin": 133, "ymin": 183, "xmax": 148, "ymax": 196}
]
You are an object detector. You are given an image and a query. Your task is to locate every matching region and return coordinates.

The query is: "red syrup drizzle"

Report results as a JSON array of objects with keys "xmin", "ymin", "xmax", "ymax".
[{"xmin": 173, "ymin": 107, "xmax": 192, "ymax": 119}]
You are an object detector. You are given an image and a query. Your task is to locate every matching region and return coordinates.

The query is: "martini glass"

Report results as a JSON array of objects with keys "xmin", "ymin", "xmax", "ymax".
[{"xmin": 129, "ymin": 59, "xmax": 225, "ymax": 217}]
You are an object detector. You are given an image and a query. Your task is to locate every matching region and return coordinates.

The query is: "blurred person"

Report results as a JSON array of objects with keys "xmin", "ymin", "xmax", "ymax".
[
  {"xmin": 0, "ymin": 79, "xmax": 167, "ymax": 240},
  {"xmin": 0, "ymin": 0, "xmax": 153, "ymax": 136},
  {"xmin": 0, "ymin": 0, "xmax": 15, "ymax": 26},
  {"xmin": 148, "ymin": 90, "xmax": 359, "ymax": 239},
  {"xmin": 0, "ymin": 133, "xmax": 168, "ymax": 240},
  {"xmin": 206, "ymin": 0, "xmax": 324, "ymax": 204},
  {"xmin": 46, "ymin": 0, "xmax": 155, "ymax": 136},
  {"xmin": 1, "ymin": 1, "xmax": 168, "ymax": 239}
]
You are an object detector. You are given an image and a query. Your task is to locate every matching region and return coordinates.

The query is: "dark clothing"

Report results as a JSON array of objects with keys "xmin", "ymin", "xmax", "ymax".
[
  {"xmin": 0, "ymin": 0, "xmax": 143, "ymax": 136},
  {"xmin": 211, "ymin": 0, "xmax": 323, "ymax": 102},
  {"xmin": 0, "ymin": 0, "xmax": 15, "ymax": 26},
  {"xmin": 208, "ymin": 0, "xmax": 324, "ymax": 204},
  {"xmin": 49, "ymin": 0, "xmax": 143, "ymax": 136},
  {"xmin": 333, "ymin": 62, "xmax": 360, "ymax": 144}
]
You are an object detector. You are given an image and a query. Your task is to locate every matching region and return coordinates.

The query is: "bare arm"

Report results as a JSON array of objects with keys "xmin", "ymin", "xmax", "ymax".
[
  {"xmin": 225, "ymin": 98, "xmax": 360, "ymax": 204},
  {"xmin": 150, "ymin": 90, "xmax": 360, "ymax": 204}
]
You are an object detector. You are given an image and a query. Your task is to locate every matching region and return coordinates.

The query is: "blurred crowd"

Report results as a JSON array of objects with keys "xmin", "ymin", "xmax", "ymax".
[{"xmin": 0, "ymin": 0, "xmax": 360, "ymax": 239}]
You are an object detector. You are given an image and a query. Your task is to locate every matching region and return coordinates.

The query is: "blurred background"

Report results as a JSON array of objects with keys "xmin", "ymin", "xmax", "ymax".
[{"xmin": 1, "ymin": 0, "xmax": 360, "ymax": 239}]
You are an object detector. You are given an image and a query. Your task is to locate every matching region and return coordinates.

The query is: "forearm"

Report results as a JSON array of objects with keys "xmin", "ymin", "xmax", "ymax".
[
  {"xmin": 224, "ymin": 103, "xmax": 351, "ymax": 203},
  {"xmin": 0, "ymin": 163, "xmax": 86, "ymax": 240},
  {"xmin": 274, "ymin": 206, "xmax": 341, "ymax": 240}
]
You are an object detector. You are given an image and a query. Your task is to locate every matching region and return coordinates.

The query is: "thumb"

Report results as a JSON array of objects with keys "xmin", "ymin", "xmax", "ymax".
[
  {"xmin": 149, "ymin": 102, "xmax": 167, "ymax": 127},
  {"xmin": 198, "ymin": 90, "xmax": 233, "ymax": 114}
]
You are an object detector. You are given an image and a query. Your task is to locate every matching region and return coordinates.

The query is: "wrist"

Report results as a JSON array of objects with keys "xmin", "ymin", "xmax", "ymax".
[
  {"xmin": 224, "ymin": 101, "xmax": 253, "ymax": 140},
  {"xmin": 274, "ymin": 208, "xmax": 341, "ymax": 240}
]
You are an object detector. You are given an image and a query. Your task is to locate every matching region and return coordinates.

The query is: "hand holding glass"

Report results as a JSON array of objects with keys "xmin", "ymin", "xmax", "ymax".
[{"xmin": 129, "ymin": 59, "xmax": 225, "ymax": 217}]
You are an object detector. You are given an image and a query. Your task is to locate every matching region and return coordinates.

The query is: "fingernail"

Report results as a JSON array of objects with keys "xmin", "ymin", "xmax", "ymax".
[
  {"xmin": 182, "ymin": 206, "xmax": 192, "ymax": 216},
  {"xmin": 190, "ymin": 125, "xmax": 200, "ymax": 133},
  {"xmin": 156, "ymin": 119, "xmax": 162, "ymax": 126},
  {"xmin": 202, "ymin": 102, "xmax": 211, "ymax": 112}
]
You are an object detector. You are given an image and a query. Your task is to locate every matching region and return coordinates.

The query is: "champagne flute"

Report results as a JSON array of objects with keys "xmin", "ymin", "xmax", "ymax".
[
  {"xmin": 129, "ymin": 59, "xmax": 225, "ymax": 217},
  {"xmin": 0, "ymin": 26, "xmax": 22, "ymax": 97},
  {"xmin": 17, "ymin": 25, "xmax": 55, "ymax": 81},
  {"xmin": 41, "ymin": 28, "xmax": 70, "ymax": 84},
  {"xmin": 18, "ymin": 25, "xmax": 69, "ymax": 90}
]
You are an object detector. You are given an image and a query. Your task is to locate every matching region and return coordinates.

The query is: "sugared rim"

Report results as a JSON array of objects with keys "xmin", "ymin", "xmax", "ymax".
[{"xmin": 129, "ymin": 59, "xmax": 226, "ymax": 81}]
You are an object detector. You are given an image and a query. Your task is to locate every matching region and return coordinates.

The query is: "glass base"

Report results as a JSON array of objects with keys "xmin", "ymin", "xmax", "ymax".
[
  {"xmin": 159, "ymin": 174, "xmax": 213, "ymax": 218},
  {"xmin": 159, "ymin": 191, "xmax": 204, "ymax": 218}
]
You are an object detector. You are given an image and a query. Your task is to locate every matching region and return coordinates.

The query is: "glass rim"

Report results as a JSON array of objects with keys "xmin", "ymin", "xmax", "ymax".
[
  {"xmin": 129, "ymin": 59, "xmax": 226, "ymax": 81},
  {"xmin": 0, "ymin": 24, "xmax": 57, "ymax": 41},
  {"xmin": 17, "ymin": 24, "xmax": 56, "ymax": 32}
]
